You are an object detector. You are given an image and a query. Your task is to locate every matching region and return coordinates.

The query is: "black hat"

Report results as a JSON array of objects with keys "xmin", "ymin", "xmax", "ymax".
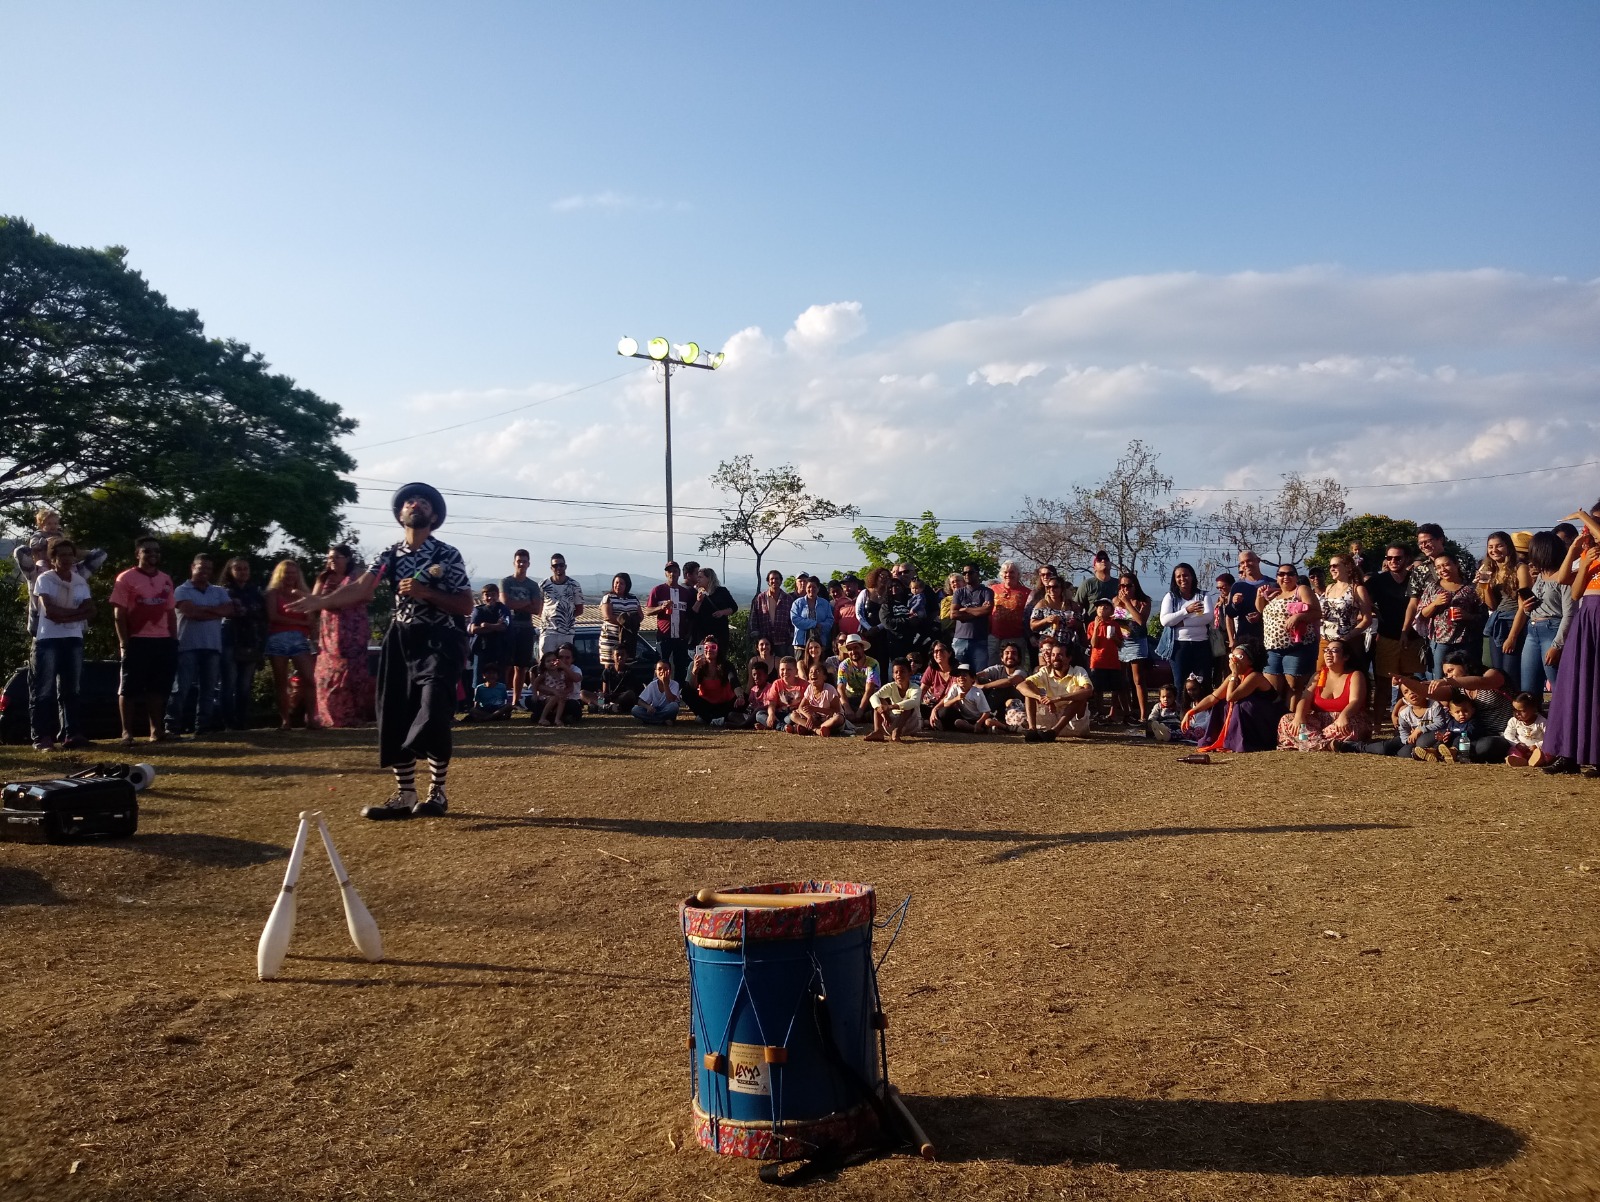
[{"xmin": 391, "ymin": 482, "xmax": 446, "ymax": 529}]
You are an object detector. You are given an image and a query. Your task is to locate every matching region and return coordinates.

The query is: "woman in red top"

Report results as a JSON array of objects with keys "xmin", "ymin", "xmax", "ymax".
[
  {"xmin": 264, "ymin": 559, "xmax": 321, "ymax": 731},
  {"xmin": 1277, "ymin": 639, "xmax": 1371, "ymax": 750},
  {"xmin": 918, "ymin": 641, "xmax": 955, "ymax": 724}
]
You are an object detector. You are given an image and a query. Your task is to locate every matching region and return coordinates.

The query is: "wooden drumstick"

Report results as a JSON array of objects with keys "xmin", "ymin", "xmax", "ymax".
[
  {"xmin": 887, "ymin": 1085, "xmax": 936, "ymax": 1160},
  {"xmin": 693, "ymin": 889, "xmax": 843, "ymax": 908}
]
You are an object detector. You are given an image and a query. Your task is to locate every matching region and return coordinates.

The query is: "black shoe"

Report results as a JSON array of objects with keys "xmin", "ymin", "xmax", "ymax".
[
  {"xmin": 1540, "ymin": 756, "xmax": 1578, "ymax": 775},
  {"xmin": 1332, "ymin": 741, "xmax": 1361, "ymax": 754},
  {"xmin": 1581, "ymin": 764, "xmax": 1600, "ymax": 780},
  {"xmin": 412, "ymin": 791, "xmax": 449, "ymax": 817},
  {"xmin": 362, "ymin": 793, "xmax": 417, "ymax": 820}
]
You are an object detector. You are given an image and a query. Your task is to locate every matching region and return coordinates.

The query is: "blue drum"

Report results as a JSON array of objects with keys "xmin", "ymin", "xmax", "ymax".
[{"xmin": 682, "ymin": 880, "xmax": 885, "ymax": 1160}]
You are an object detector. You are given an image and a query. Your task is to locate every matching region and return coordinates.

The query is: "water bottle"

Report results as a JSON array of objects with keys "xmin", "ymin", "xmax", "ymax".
[{"xmin": 1456, "ymin": 727, "xmax": 1472, "ymax": 762}]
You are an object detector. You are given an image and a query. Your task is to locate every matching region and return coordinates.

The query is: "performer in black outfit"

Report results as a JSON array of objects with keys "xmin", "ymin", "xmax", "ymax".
[{"xmin": 291, "ymin": 483, "xmax": 473, "ymax": 819}]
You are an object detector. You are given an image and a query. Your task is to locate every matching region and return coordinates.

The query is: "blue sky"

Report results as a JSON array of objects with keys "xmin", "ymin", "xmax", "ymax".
[{"xmin": 6, "ymin": 2, "xmax": 1598, "ymax": 589}]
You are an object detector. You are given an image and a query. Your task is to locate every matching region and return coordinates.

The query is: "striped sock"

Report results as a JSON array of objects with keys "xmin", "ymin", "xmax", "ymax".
[
  {"xmin": 392, "ymin": 760, "xmax": 417, "ymax": 797},
  {"xmin": 427, "ymin": 756, "xmax": 449, "ymax": 797}
]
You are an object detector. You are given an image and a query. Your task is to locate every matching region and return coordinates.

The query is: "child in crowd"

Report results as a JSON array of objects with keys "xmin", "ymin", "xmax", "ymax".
[
  {"xmin": 789, "ymin": 663, "xmax": 844, "ymax": 736},
  {"xmin": 556, "ymin": 644, "xmax": 588, "ymax": 723},
  {"xmin": 13, "ymin": 508, "xmax": 108, "ymax": 635},
  {"xmin": 866, "ymin": 658, "xmax": 922, "ymax": 742},
  {"xmin": 1086, "ymin": 598, "xmax": 1125, "ymax": 722},
  {"xmin": 465, "ymin": 663, "xmax": 513, "ymax": 722},
  {"xmin": 1354, "ymin": 677, "xmax": 1444, "ymax": 756},
  {"xmin": 729, "ymin": 659, "xmax": 773, "ymax": 729},
  {"xmin": 1504, "ymin": 692, "xmax": 1547, "ymax": 767},
  {"xmin": 1416, "ymin": 692, "xmax": 1477, "ymax": 763},
  {"xmin": 599, "ymin": 648, "xmax": 641, "ymax": 714},
  {"xmin": 632, "ymin": 659, "xmax": 682, "ymax": 725},
  {"xmin": 763, "ymin": 656, "xmax": 806, "ymax": 731},
  {"xmin": 534, "ymin": 651, "xmax": 569, "ymax": 727},
  {"xmin": 933, "ymin": 663, "xmax": 1006, "ymax": 733},
  {"xmin": 1146, "ymin": 683, "xmax": 1185, "ymax": 742}
]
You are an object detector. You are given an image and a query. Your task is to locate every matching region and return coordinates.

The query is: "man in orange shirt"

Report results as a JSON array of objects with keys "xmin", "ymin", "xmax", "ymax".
[{"xmin": 110, "ymin": 536, "xmax": 179, "ymax": 745}]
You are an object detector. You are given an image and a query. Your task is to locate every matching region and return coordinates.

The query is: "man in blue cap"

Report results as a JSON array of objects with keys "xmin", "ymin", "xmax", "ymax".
[{"xmin": 292, "ymin": 482, "xmax": 473, "ymax": 818}]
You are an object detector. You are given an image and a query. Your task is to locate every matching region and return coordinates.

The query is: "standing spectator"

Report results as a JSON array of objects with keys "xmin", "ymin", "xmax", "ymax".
[
  {"xmin": 951, "ymin": 562, "xmax": 995, "ymax": 672},
  {"xmin": 167, "ymin": 553, "xmax": 235, "ymax": 737},
  {"xmin": 1257, "ymin": 563, "xmax": 1321, "ymax": 706},
  {"xmin": 599, "ymin": 572, "xmax": 642, "ymax": 666},
  {"xmin": 1540, "ymin": 503, "xmax": 1600, "ymax": 775},
  {"xmin": 500, "ymin": 550, "xmax": 542, "ymax": 714},
  {"xmin": 645, "ymin": 561, "xmax": 696, "ymax": 683},
  {"xmin": 1416, "ymin": 554, "xmax": 1483, "ymax": 679},
  {"xmin": 218, "ymin": 557, "xmax": 266, "ymax": 730},
  {"xmin": 830, "ymin": 580, "xmax": 859, "ymax": 638},
  {"xmin": 1075, "ymin": 551, "xmax": 1119, "ymax": 612},
  {"xmin": 1028, "ymin": 577, "xmax": 1082, "ymax": 665},
  {"xmin": 264, "ymin": 560, "xmax": 321, "ymax": 731},
  {"xmin": 111, "ymin": 536, "xmax": 179, "ymax": 746},
  {"xmin": 13, "ymin": 508, "xmax": 107, "ymax": 637},
  {"xmin": 691, "ymin": 567, "xmax": 739, "ymax": 651},
  {"xmin": 1475, "ymin": 531, "xmax": 1523, "ymax": 691},
  {"xmin": 938, "ymin": 572, "xmax": 962, "ymax": 644},
  {"xmin": 1366, "ymin": 543, "xmax": 1424, "ymax": 708},
  {"xmin": 467, "ymin": 584, "xmax": 512, "ymax": 688},
  {"xmin": 1158, "ymin": 563, "xmax": 1213, "ymax": 699},
  {"xmin": 1086, "ymin": 598, "xmax": 1126, "ymax": 721},
  {"xmin": 1210, "ymin": 572, "xmax": 1235, "ymax": 682},
  {"xmin": 1507, "ymin": 531, "xmax": 1573, "ymax": 699},
  {"xmin": 539, "ymin": 552, "xmax": 585, "ymax": 656},
  {"xmin": 988, "ymin": 561, "xmax": 1030, "ymax": 666},
  {"xmin": 789, "ymin": 576, "xmax": 834, "ymax": 659},
  {"xmin": 1224, "ymin": 550, "xmax": 1269, "ymax": 649},
  {"xmin": 1113, "ymin": 571, "xmax": 1154, "ymax": 724},
  {"xmin": 313, "ymin": 544, "xmax": 374, "ymax": 728},
  {"xmin": 1320, "ymin": 552, "xmax": 1374, "ymax": 665},
  {"xmin": 855, "ymin": 568, "xmax": 887, "ymax": 650},
  {"xmin": 750, "ymin": 570, "xmax": 794, "ymax": 658},
  {"xmin": 29, "ymin": 537, "xmax": 95, "ymax": 750}
]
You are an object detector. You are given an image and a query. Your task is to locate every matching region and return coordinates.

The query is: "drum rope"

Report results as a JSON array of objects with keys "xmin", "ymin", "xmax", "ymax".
[{"xmin": 872, "ymin": 893, "xmax": 911, "ymax": 972}]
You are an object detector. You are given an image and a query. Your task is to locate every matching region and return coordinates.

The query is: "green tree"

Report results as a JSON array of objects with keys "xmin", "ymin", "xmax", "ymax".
[
  {"xmin": 853, "ymin": 513, "xmax": 1000, "ymax": 585},
  {"xmin": 0, "ymin": 560, "xmax": 29, "ymax": 682},
  {"xmin": 698, "ymin": 456, "xmax": 857, "ymax": 589},
  {"xmin": 0, "ymin": 216, "xmax": 356, "ymax": 555},
  {"xmin": 1311, "ymin": 514, "xmax": 1475, "ymax": 576}
]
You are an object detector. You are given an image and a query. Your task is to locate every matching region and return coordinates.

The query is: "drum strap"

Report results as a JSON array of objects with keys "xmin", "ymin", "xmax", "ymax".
[{"xmin": 756, "ymin": 990, "xmax": 901, "ymax": 1187}]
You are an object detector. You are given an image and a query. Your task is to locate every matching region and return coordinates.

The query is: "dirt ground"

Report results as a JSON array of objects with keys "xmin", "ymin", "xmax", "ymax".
[{"xmin": 1, "ymin": 719, "xmax": 1596, "ymax": 1202}]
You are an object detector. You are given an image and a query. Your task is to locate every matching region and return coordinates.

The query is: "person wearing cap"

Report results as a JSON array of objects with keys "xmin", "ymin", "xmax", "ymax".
[
  {"xmin": 1075, "ymin": 551, "xmax": 1119, "ymax": 613},
  {"xmin": 290, "ymin": 482, "xmax": 472, "ymax": 820},
  {"xmin": 835, "ymin": 632, "xmax": 881, "ymax": 727},
  {"xmin": 645, "ymin": 561, "xmax": 696, "ymax": 683},
  {"xmin": 931, "ymin": 662, "xmax": 1005, "ymax": 733}
]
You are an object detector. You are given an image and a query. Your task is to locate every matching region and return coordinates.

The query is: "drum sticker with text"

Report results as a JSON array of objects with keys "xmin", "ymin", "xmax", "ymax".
[{"xmin": 728, "ymin": 1042, "xmax": 772, "ymax": 1096}]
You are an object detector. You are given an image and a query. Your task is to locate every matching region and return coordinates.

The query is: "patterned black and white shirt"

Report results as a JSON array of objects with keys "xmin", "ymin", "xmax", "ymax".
[{"xmin": 371, "ymin": 538, "xmax": 472, "ymax": 633}]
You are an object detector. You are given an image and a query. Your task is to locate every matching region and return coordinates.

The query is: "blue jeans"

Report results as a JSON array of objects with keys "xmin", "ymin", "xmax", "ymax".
[
  {"xmin": 219, "ymin": 656, "xmax": 260, "ymax": 728},
  {"xmin": 1484, "ymin": 612, "xmax": 1521, "ymax": 693},
  {"xmin": 952, "ymin": 637, "xmax": 990, "ymax": 673},
  {"xmin": 1429, "ymin": 639, "xmax": 1470, "ymax": 680},
  {"xmin": 1166, "ymin": 639, "xmax": 1211, "ymax": 695},
  {"xmin": 1521, "ymin": 617, "xmax": 1562, "ymax": 696},
  {"xmin": 30, "ymin": 637, "xmax": 84, "ymax": 743},
  {"xmin": 632, "ymin": 701, "xmax": 680, "ymax": 725},
  {"xmin": 168, "ymin": 648, "xmax": 222, "ymax": 734}
]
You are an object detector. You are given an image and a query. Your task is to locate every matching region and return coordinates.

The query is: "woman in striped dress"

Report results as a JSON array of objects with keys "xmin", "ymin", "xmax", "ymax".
[{"xmin": 599, "ymin": 573, "xmax": 642, "ymax": 665}]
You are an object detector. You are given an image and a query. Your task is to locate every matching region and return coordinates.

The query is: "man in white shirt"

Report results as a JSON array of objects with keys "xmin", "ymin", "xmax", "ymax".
[
  {"xmin": 865, "ymin": 658, "xmax": 922, "ymax": 742},
  {"xmin": 29, "ymin": 538, "xmax": 96, "ymax": 750},
  {"xmin": 539, "ymin": 552, "xmax": 585, "ymax": 656}
]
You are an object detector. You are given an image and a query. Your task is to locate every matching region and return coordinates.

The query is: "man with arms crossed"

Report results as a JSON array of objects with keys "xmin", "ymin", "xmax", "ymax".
[{"xmin": 500, "ymin": 549, "xmax": 542, "ymax": 714}]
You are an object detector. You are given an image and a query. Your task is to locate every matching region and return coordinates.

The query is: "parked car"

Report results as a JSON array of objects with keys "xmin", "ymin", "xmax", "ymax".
[{"xmin": 1, "ymin": 662, "xmax": 126, "ymax": 745}]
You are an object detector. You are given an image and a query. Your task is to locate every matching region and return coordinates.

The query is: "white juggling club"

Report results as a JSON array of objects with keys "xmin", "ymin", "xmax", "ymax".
[
  {"xmin": 316, "ymin": 814, "xmax": 383, "ymax": 963},
  {"xmin": 257, "ymin": 812, "xmax": 311, "ymax": 980}
]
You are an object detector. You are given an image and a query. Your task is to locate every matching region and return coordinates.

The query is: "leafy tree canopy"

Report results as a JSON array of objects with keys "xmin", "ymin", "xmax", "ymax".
[
  {"xmin": 1311, "ymin": 514, "xmax": 1475, "ymax": 576},
  {"xmin": 854, "ymin": 513, "xmax": 1000, "ymax": 585},
  {"xmin": 0, "ymin": 216, "xmax": 356, "ymax": 556}
]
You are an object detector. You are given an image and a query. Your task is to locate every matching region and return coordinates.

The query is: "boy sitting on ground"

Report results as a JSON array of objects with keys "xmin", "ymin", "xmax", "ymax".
[
  {"xmin": 465, "ymin": 664, "xmax": 513, "ymax": 722},
  {"xmin": 933, "ymin": 663, "xmax": 1006, "ymax": 733},
  {"xmin": 865, "ymin": 658, "xmax": 921, "ymax": 742},
  {"xmin": 632, "ymin": 659, "xmax": 682, "ymax": 725},
  {"xmin": 599, "ymin": 648, "xmax": 643, "ymax": 714},
  {"xmin": 1146, "ymin": 683, "xmax": 1186, "ymax": 742},
  {"xmin": 1353, "ymin": 677, "xmax": 1444, "ymax": 756},
  {"xmin": 1415, "ymin": 692, "xmax": 1476, "ymax": 762},
  {"xmin": 763, "ymin": 656, "xmax": 806, "ymax": 731}
]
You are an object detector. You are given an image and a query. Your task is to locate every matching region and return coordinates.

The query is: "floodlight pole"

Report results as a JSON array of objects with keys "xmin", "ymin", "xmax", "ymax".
[{"xmin": 616, "ymin": 340, "xmax": 722, "ymax": 565}]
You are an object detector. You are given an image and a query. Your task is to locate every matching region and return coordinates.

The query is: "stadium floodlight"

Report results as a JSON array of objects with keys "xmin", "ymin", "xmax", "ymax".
[{"xmin": 612, "ymin": 333, "xmax": 730, "ymax": 562}]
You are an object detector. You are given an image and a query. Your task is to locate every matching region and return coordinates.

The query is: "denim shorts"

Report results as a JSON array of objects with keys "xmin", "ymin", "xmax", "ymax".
[
  {"xmin": 1266, "ymin": 641, "xmax": 1318, "ymax": 677},
  {"xmin": 265, "ymin": 630, "xmax": 312, "ymax": 658}
]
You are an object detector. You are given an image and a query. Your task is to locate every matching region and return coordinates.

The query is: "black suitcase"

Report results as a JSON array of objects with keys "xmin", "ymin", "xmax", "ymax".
[{"xmin": 1, "ymin": 773, "xmax": 138, "ymax": 843}]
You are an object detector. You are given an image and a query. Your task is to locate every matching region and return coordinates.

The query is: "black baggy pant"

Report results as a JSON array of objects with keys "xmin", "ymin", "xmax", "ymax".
[{"xmin": 378, "ymin": 622, "xmax": 466, "ymax": 768}]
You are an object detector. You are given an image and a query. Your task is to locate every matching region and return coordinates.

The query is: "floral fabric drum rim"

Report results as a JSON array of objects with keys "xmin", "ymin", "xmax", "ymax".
[{"xmin": 681, "ymin": 880, "xmax": 876, "ymax": 949}]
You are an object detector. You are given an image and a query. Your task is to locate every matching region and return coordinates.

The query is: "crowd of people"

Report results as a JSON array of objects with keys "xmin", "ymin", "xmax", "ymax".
[{"xmin": 16, "ymin": 486, "xmax": 1600, "ymax": 815}]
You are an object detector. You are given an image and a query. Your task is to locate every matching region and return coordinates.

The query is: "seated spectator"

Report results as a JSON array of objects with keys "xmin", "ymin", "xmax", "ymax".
[
  {"xmin": 865, "ymin": 658, "xmax": 922, "ymax": 742},
  {"xmin": 932, "ymin": 663, "xmax": 1006, "ymax": 733},
  {"xmin": 798, "ymin": 637, "xmax": 830, "ymax": 686},
  {"xmin": 556, "ymin": 644, "xmax": 588, "ymax": 723},
  {"xmin": 1414, "ymin": 693, "xmax": 1480, "ymax": 763},
  {"xmin": 465, "ymin": 664, "xmax": 513, "ymax": 722},
  {"xmin": 1086, "ymin": 598, "xmax": 1125, "ymax": 721},
  {"xmin": 918, "ymin": 641, "xmax": 956, "ymax": 723},
  {"xmin": 1350, "ymin": 677, "xmax": 1444, "ymax": 756},
  {"xmin": 1503, "ymin": 692, "xmax": 1546, "ymax": 767},
  {"xmin": 1017, "ymin": 640, "xmax": 1093, "ymax": 741},
  {"xmin": 1146, "ymin": 683, "xmax": 1186, "ymax": 743},
  {"xmin": 686, "ymin": 640, "xmax": 740, "ymax": 726},
  {"xmin": 762, "ymin": 657, "xmax": 806, "ymax": 731},
  {"xmin": 752, "ymin": 636, "xmax": 781, "ymax": 679},
  {"xmin": 976, "ymin": 641, "xmax": 1027, "ymax": 728},
  {"xmin": 599, "ymin": 648, "xmax": 643, "ymax": 714},
  {"xmin": 1189, "ymin": 643, "xmax": 1284, "ymax": 753},
  {"xmin": 727, "ymin": 660, "xmax": 774, "ymax": 729},
  {"xmin": 1277, "ymin": 640, "xmax": 1372, "ymax": 751},
  {"xmin": 534, "ymin": 651, "xmax": 570, "ymax": 727},
  {"xmin": 788, "ymin": 663, "xmax": 845, "ymax": 736},
  {"xmin": 1394, "ymin": 649, "xmax": 1513, "ymax": 762},
  {"xmin": 835, "ymin": 633, "xmax": 881, "ymax": 727},
  {"xmin": 632, "ymin": 659, "xmax": 682, "ymax": 725}
]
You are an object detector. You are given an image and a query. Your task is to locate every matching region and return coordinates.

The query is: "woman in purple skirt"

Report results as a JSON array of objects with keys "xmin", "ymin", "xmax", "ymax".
[{"xmin": 1541, "ymin": 502, "xmax": 1600, "ymax": 777}]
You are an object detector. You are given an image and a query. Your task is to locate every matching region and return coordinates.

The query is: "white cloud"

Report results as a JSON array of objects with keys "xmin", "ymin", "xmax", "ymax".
[
  {"xmin": 352, "ymin": 273, "xmax": 1600, "ymax": 586},
  {"xmin": 548, "ymin": 191, "xmax": 683, "ymax": 213}
]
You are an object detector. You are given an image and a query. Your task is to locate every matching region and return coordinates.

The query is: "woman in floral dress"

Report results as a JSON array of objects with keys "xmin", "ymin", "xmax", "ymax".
[{"xmin": 313, "ymin": 544, "xmax": 374, "ymax": 727}]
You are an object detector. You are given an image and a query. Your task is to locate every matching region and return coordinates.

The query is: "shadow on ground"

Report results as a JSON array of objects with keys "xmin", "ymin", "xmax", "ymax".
[
  {"xmin": 0, "ymin": 867, "xmax": 69, "ymax": 905},
  {"xmin": 910, "ymin": 1095, "xmax": 1522, "ymax": 1175}
]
